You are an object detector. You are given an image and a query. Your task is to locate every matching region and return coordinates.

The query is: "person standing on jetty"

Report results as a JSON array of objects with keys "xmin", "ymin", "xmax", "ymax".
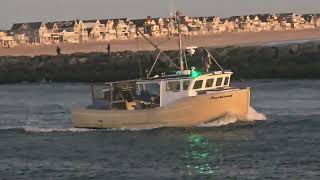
[
  {"xmin": 107, "ymin": 43, "xmax": 111, "ymax": 55},
  {"xmin": 56, "ymin": 46, "xmax": 61, "ymax": 55}
]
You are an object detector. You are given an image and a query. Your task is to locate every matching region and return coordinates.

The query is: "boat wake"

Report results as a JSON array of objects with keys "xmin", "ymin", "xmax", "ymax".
[
  {"xmin": 0, "ymin": 126, "xmax": 160, "ymax": 133},
  {"xmin": 23, "ymin": 127, "xmax": 94, "ymax": 133},
  {"xmin": 0, "ymin": 107, "xmax": 266, "ymax": 132},
  {"xmin": 105, "ymin": 126, "xmax": 164, "ymax": 132},
  {"xmin": 246, "ymin": 106, "xmax": 267, "ymax": 121},
  {"xmin": 197, "ymin": 106, "xmax": 267, "ymax": 127},
  {"xmin": 0, "ymin": 126, "xmax": 94, "ymax": 133}
]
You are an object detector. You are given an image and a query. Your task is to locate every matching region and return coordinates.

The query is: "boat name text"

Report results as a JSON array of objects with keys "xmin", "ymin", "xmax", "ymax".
[{"xmin": 211, "ymin": 94, "xmax": 233, "ymax": 100}]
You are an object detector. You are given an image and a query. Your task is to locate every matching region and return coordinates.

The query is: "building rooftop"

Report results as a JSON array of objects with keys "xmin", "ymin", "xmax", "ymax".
[
  {"xmin": 6, "ymin": 11, "xmax": 320, "ymax": 36},
  {"xmin": 11, "ymin": 22, "xmax": 42, "ymax": 32}
]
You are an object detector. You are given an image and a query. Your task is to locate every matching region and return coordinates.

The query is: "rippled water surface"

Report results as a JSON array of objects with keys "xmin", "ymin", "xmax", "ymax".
[{"xmin": 0, "ymin": 80, "xmax": 320, "ymax": 179}]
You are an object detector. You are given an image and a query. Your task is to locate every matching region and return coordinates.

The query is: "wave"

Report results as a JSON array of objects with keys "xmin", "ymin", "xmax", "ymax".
[
  {"xmin": 0, "ymin": 126, "xmax": 94, "ymax": 133},
  {"xmin": 0, "ymin": 126, "xmax": 160, "ymax": 132},
  {"xmin": 0, "ymin": 126, "xmax": 159, "ymax": 133},
  {"xmin": 197, "ymin": 106, "xmax": 267, "ymax": 127},
  {"xmin": 23, "ymin": 127, "xmax": 94, "ymax": 132},
  {"xmin": 105, "ymin": 126, "xmax": 163, "ymax": 132}
]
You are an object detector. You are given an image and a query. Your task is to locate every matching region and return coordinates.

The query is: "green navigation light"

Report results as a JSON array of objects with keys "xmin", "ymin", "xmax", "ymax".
[{"xmin": 191, "ymin": 70, "xmax": 201, "ymax": 79}]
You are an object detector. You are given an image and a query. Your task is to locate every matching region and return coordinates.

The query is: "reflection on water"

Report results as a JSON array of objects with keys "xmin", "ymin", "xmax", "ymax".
[{"xmin": 184, "ymin": 134, "xmax": 218, "ymax": 179}]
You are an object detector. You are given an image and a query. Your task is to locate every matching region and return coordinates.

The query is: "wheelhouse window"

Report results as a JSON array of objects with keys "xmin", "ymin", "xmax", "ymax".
[
  {"xmin": 183, "ymin": 80, "xmax": 190, "ymax": 90},
  {"xmin": 167, "ymin": 81, "xmax": 181, "ymax": 92},
  {"xmin": 92, "ymin": 85, "xmax": 110, "ymax": 100},
  {"xmin": 224, "ymin": 77, "xmax": 230, "ymax": 86},
  {"xmin": 216, "ymin": 77, "xmax": 223, "ymax": 86},
  {"xmin": 205, "ymin": 79, "xmax": 214, "ymax": 88},
  {"xmin": 193, "ymin": 80, "xmax": 203, "ymax": 90},
  {"xmin": 136, "ymin": 83, "xmax": 160, "ymax": 97},
  {"xmin": 136, "ymin": 83, "xmax": 160, "ymax": 103}
]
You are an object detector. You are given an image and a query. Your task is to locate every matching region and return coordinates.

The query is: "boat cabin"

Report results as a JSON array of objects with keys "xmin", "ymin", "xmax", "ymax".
[{"xmin": 89, "ymin": 71, "xmax": 233, "ymax": 110}]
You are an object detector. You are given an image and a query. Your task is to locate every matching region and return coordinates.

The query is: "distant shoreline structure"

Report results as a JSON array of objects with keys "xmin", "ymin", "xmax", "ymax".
[
  {"xmin": 0, "ymin": 28, "xmax": 319, "ymax": 57},
  {"xmin": 0, "ymin": 12, "xmax": 319, "ymax": 49}
]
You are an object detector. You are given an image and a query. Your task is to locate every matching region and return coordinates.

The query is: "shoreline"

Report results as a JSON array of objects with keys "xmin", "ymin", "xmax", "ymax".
[
  {"xmin": 0, "ymin": 40, "xmax": 320, "ymax": 84},
  {"xmin": 0, "ymin": 29, "xmax": 319, "ymax": 57}
]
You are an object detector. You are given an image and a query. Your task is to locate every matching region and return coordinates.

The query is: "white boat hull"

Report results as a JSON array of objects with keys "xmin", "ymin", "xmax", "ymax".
[{"xmin": 72, "ymin": 88, "xmax": 250, "ymax": 129}]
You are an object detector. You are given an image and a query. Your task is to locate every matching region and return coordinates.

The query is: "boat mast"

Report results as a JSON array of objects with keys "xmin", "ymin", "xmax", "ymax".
[
  {"xmin": 179, "ymin": 28, "xmax": 184, "ymax": 71},
  {"xmin": 176, "ymin": 11, "xmax": 184, "ymax": 71}
]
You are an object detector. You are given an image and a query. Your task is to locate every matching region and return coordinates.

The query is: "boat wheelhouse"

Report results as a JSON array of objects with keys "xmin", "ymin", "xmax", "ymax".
[{"xmin": 89, "ymin": 70, "xmax": 234, "ymax": 110}]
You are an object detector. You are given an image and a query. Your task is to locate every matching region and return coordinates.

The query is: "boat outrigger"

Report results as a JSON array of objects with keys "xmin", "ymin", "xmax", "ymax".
[{"xmin": 72, "ymin": 13, "xmax": 251, "ymax": 129}]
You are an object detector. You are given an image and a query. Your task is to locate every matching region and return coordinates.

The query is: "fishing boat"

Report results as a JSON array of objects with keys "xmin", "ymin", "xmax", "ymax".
[{"xmin": 72, "ymin": 14, "xmax": 251, "ymax": 129}]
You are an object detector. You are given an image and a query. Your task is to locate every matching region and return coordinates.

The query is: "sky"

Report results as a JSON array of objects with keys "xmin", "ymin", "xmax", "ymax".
[{"xmin": 1, "ymin": 0, "xmax": 320, "ymax": 29}]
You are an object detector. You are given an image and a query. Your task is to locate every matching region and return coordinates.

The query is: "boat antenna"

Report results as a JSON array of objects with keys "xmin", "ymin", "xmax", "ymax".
[
  {"xmin": 138, "ymin": 56, "xmax": 143, "ymax": 79},
  {"xmin": 202, "ymin": 47, "xmax": 224, "ymax": 71},
  {"xmin": 183, "ymin": 50, "xmax": 188, "ymax": 70}
]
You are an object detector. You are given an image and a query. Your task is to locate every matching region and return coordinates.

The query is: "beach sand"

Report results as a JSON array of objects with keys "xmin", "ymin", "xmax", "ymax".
[{"xmin": 0, "ymin": 29, "xmax": 319, "ymax": 57}]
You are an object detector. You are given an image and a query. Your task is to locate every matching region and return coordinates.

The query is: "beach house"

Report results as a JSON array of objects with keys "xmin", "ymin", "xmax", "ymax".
[
  {"xmin": 49, "ymin": 22, "xmax": 62, "ymax": 43},
  {"xmin": 314, "ymin": 14, "xmax": 320, "ymax": 27},
  {"xmin": 227, "ymin": 16, "xmax": 242, "ymax": 32},
  {"xmin": 157, "ymin": 18, "xmax": 169, "ymax": 36},
  {"xmin": 144, "ymin": 16, "xmax": 159, "ymax": 37},
  {"xmin": 0, "ymin": 31, "xmax": 6, "ymax": 39},
  {"xmin": 10, "ymin": 22, "xmax": 42, "ymax": 44},
  {"xmin": 116, "ymin": 19, "xmax": 129, "ymax": 40},
  {"xmin": 250, "ymin": 14, "xmax": 268, "ymax": 31},
  {"xmin": 0, "ymin": 31, "xmax": 16, "ymax": 48},
  {"xmin": 127, "ymin": 21, "xmax": 137, "ymax": 39},
  {"xmin": 301, "ymin": 14, "xmax": 316, "ymax": 29},
  {"xmin": 83, "ymin": 20, "xmax": 104, "ymax": 40},
  {"xmin": 251, "ymin": 15, "xmax": 263, "ymax": 32},
  {"xmin": 39, "ymin": 22, "xmax": 52, "ymax": 44},
  {"xmin": 277, "ymin": 14, "xmax": 293, "ymax": 30},
  {"xmin": 49, "ymin": 21, "xmax": 81, "ymax": 43},
  {"xmin": 167, "ymin": 18, "xmax": 178, "ymax": 36},
  {"xmin": 240, "ymin": 16, "xmax": 256, "ymax": 32},
  {"xmin": 104, "ymin": 20, "xmax": 117, "ymax": 41},
  {"xmin": 75, "ymin": 20, "xmax": 89, "ymax": 42},
  {"xmin": 209, "ymin": 17, "xmax": 234, "ymax": 33},
  {"xmin": 223, "ymin": 19, "xmax": 236, "ymax": 32},
  {"xmin": 186, "ymin": 17, "xmax": 207, "ymax": 35},
  {"xmin": 130, "ymin": 19, "xmax": 145, "ymax": 38},
  {"xmin": 266, "ymin": 14, "xmax": 282, "ymax": 31},
  {"xmin": 210, "ymin": 17, "xmax": 221, "ymax": 33},
  {"xmin": 0, "ymin": 31, "xmax": 7, "ymax": 46}
]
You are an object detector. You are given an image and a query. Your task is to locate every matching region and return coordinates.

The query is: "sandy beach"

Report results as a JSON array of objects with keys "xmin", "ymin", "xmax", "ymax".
[{"xmin": 0, "ymin": 29, "xmax": 319, "ymax": 57}]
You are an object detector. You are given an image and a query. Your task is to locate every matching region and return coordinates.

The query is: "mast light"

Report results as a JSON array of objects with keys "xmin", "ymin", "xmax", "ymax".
[{"xmin": 191, "ymin": 70, "xmax": 201, "ymax": 79}]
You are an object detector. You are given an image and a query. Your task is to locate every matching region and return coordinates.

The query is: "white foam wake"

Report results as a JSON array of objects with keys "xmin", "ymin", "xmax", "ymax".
[
  {"xmin": 198, "ymin": 106, "xmax": 267, "ymax": 127},
  {"xmin": 106, "ymin": 126, "xmax": 163, "ymax": 132},
  {"xmin": 23, "ymin": 127, "xmax": 94, "ymax": 133},
  {"xmin": 246, "ymin": 106, "xmax": 267, "ymax": 121}
]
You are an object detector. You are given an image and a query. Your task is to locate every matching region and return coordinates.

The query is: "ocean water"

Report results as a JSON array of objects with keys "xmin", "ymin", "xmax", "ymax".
[{"xmin": 0, "ymin": 80, "xmax": 320, "ymax": 179}]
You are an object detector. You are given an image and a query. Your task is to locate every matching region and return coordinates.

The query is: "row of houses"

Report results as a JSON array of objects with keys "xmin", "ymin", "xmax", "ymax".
[{"xmin": 1, "ymin": 13, "xmax": 320, "ymax": 48}]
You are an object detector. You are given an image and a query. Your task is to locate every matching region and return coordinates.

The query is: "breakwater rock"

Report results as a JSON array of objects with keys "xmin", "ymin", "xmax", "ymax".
[{"xmin": 0, "ymin": 42, "xmax": 320, "ymax": 84}]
